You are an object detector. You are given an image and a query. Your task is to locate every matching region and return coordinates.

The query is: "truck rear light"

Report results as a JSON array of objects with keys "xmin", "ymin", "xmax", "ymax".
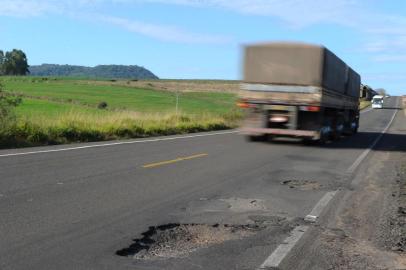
[
  {"xmin": 237, "ymin": 102, "xmax": 256, "ymax": 108},
  {"xmin": 300, "ymin": 106, "xmax": 320, "ymax": 112},
  {"xmin": 270, "ymin": 116, "xmax": 288, "ymax": 123}
]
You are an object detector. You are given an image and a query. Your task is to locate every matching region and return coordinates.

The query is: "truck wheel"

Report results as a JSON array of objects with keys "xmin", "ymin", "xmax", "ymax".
[
  {"xmin": 331, "ymin": 118, "xmax": 344, "ymax": 141},
  {"xmin": 247, "ymin": 135, "xmax": 266, "ymax": 142},
  {"xmin": 318, "ymin": 119, "xmax": 332, "ymax": 145},
  {"xmin": 319, "ymin": 130, "xmax": 329, "ymax": 145},
  {"xmin": 351, "ymin": 119, "xmax": 359, "ymax": 134}
]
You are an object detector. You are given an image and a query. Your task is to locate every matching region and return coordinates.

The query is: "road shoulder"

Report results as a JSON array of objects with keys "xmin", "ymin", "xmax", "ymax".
[{"xmin": 287, "ymin": 109, "xmax": 406, "ymax": 269}]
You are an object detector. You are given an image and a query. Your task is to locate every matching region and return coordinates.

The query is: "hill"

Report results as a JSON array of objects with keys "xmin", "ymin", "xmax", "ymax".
[{"xmin": 29, "ymin": 64, "xmax": 159, "ymax": 79}]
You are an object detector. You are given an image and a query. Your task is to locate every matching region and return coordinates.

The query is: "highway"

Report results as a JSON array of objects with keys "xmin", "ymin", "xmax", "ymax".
[{"xmin": 0, "ymin": 96, "xmax": 403, "ymax": 270}]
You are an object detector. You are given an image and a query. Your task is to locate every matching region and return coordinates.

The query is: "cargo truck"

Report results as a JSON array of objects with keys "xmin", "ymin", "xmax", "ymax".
[{"xmin": 239, "ymin": 42, "xmax": 361, "ymax": 143}]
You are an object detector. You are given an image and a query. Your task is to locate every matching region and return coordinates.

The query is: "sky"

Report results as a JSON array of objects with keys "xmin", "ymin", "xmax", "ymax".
[{"xmin": 0, "ymin": 0, "xmax": 405, "ymax": 95}]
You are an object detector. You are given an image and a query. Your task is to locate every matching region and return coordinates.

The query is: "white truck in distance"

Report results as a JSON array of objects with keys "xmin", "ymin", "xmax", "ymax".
[{"xmin": 372, "ymin": 95, "xmax": 384, "ymax": 109}]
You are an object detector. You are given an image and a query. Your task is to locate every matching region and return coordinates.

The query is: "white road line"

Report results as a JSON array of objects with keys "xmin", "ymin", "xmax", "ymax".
[
  {"xmin": 0, "ymin": 130, "xmax": 238, "ymax": 158},
  {"xmin": 258, "ymin": 99, "xmax": 398, "ymax": 269},
  {"xmin": 259, "ymin": 190, "xmax": 338, "ymax": 269},
  {"xmin": 304, "ymin": 191, "xmax": 337, "ymax": 222},
  {"xmin": 259, "ymin": 225, "xmax": 309, "ymax": 269},
  {"xmin": 347, "ymin": 98, "xmax": 399, "ymax": 173}
]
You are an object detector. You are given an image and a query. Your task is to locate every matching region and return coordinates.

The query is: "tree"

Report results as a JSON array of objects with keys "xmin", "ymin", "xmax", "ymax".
[
  {"xmin": 375, "ymin": 88, "xmax": 387, "ymax": 96},
  {"xmin": 2, "ymin": 49, "xmax": 29, "ymax": 75},
  {"xmin": 0, "ymin": 50, "xmax": 4, "ymax": 75}
]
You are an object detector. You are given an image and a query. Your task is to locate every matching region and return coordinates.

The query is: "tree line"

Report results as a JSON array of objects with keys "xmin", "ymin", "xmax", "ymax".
[
  {"xmin": 0, "ymin": 49, "xmax": 29, "ymax": 76},
  {"xmin": 29, "ymin": 64, "xmax": 158, "ymax": 79}
]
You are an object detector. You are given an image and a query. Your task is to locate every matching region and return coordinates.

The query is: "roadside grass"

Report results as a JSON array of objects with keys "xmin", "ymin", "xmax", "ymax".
[
  {"xmin": 360, "ymin": 100, "xmax": 371, "ymax": 110},
  {"xmin": 0, "ymin": 108, "xmax": 239, "ymax": 148},
  {"xmin": 0, "ymin": 77, "xmax": 242, "ymax": 148}
]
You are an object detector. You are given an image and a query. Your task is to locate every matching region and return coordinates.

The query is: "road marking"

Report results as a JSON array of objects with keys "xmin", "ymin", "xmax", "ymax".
[
  {"xmin": 259, "ymin": 98, "xmax": 399, "ymax": 269},
  {"xmin": 304, "ymin": 191, "xmax": 337, "ymax": 222},
  {"xmin": 347, "ymin": 98, "xmax": 399, "ymax": 173},
  {"xmin": 142, "ymin": 153, "xmax": 208, "ymax": 168},
  {"xmin": 259, "ymin": 190, "xmax": 338, "ymax": 269},
  {"xmin": 259, "ymin": 225, "xmax": 309, "ymax": 269},
  {"xmin": 0, "ymin": 131, "xmax": 237, "ymax": 158}
]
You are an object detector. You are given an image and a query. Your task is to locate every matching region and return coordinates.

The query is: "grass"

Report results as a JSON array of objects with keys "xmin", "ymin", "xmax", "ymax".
[
  {"xmin": 15, "ymin": 98, "xmax": 106, "ymax": 117},
  {"xmin": 0, "ymin": 110, "xmax": 237, "ymax": 148},
  {"xmin": 2, "ymin": 77, "xmax": 238, "ymax": 114},
  {"xmin": 360, "ymin": 100, "xmax": 371, "ymax": 110},
  {"xmin": 0, "ymin": 77, "xmax": 242, "ymax": 148}
]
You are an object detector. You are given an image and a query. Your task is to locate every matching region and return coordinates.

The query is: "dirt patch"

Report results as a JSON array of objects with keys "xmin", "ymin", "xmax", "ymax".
[
  {"xmin": 116, "ymin": 223, "xmax": 263, "ymax": 260},
  {"xmin": 390, "ymin": 164, "xmax": 406, "ymax": 252},
  {"xmin": 281, "ymin": 180, "xmax": 322, "ymax": 190},
  {"xmin": 319, "ymin": 228, "xmax": 404, "ymax": 270}
]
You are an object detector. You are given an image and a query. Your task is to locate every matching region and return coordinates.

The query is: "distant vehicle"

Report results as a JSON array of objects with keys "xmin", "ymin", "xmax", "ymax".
[
  {"xmin": 239, "ymin": 42, "xmax": 361, "ymax": 143},
  {"xmin": 371, "ymin": 95, "xmax": 384, "ymax": 109}
]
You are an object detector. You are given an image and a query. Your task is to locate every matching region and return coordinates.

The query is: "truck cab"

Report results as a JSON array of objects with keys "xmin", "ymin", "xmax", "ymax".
[{"xmin": 371, "ymin": 95, "xmax": 384, "ymax": 109}]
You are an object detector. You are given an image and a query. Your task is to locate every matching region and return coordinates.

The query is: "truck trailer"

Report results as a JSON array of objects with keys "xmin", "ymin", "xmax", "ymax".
[{"xmin": 239, "ymin": 42, "xmax": 361, "ymax": 143}]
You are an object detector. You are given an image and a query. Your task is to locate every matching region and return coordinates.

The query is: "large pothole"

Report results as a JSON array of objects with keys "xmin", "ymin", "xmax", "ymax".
[
  {"xmin": 116, "ymin": 223, "xmax": 263, "ymax": 259},
  {"xmin": 281, "ymin": 179, "xmax": 322, "ymax": 190}
]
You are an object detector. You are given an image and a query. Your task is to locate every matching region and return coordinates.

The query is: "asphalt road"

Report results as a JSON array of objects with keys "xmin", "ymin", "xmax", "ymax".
[{"xmin": 0, "ymin": 97, "xmax": 402, "ymax": 270}]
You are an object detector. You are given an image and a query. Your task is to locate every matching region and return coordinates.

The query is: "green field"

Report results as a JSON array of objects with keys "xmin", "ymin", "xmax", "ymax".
[
  {"xmin": 0, "ymin": 77, "xmax": 241, "ymax": 148},
  {"xmin": 3, "ymin": 77, "xmax": 237, "ymax": 114}
]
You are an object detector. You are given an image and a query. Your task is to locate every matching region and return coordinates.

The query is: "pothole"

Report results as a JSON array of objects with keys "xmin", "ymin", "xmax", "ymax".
[
  {"xmin": 392, "ymin": 237, "xmax": 406, "ymax": 252},
  {"xmin": 116, "ymin": 223, "xmax": 263, "ymax": 259},
  {"xmin": 281, "ymin": 180, "xmax": 322, "ymax": 190}
]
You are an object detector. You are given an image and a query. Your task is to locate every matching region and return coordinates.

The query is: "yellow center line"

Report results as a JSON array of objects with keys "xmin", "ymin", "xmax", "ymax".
[{"xmin": 142, "ymin": 153, "xmax": 208, "ymax": 168}]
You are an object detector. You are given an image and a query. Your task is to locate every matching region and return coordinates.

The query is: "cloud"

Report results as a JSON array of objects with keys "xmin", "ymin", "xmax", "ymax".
[
  {"xmin": 3, "ymin": 0, "xmax": 406, "ymax": 54},
  {"xmin": 0, "ymin": 0, "xmax": 231, "ymax": 45},
  {"xmin": 137, "ymin": 0, "xmax": 406, "ymax": 62},
  {"xmin": 137, "ymin": 0, "xmax": 361, "ymax": 28},
  {"xmin": 99, "ymin": 15, "xmax": 231, "ymax": 44},
  {"xmin": 0, "ymin": 0, "xmax": 56, "ymax": 17},
  {"xmin": 372, "ymin": 55, "xmax": 406, "ymax": 63}
]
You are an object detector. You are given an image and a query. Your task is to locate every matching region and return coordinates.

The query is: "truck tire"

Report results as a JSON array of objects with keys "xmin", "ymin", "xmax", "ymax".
[
  {"xmin": 344, "ymin": 117, "xmax": 358, "ymax": 135},
  {"xmin": 318, "ymin": 119, "xmax": 332, "ymax": 145},
  {"xmin": 319, "ymin": 130, "xmax": 329, "ymax": 145},
  {"xmin": 331, "ymin": 117, "xmax": 344, "ymax": 141},
  {"xmin": 351, "ymin": 118, "xmax": 359, "ymax": 134},
  {"xmin": 247, "ymin": 135, "xmax": 266, "ymax": 142}
]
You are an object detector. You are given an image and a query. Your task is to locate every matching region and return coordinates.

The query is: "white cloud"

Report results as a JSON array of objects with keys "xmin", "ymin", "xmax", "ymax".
[
  {"xmin": 372, "ymin": 55, "xmax": 406, "ymax": 63},
  {"xmin": 0, "ymin": 0, "xmax": 230, "ymax": 44},
  {"xmin": 99, "ymin": 15, "xmax": 231, "ymax": 44},
  {"xmin": 3, "ymin": 0, "xmax": 406, "ymax": 54},
  {"xmin": 136, "ymin": 0, "xmax": 361, "ymax": 28},
  {"xmin": 363, "ymin": 73, "xmax": 406, "ymax": 81},
  {"xmin": 138, "ymin": 0, "xmax": 406, "ymax": 62},
  {"xmin": 0, "ymin": 0, "xmax": 56, "ymax": 17},
  {"xmin": 364, "ymin": 36, "xmax": 406, "ymax": 53}
]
